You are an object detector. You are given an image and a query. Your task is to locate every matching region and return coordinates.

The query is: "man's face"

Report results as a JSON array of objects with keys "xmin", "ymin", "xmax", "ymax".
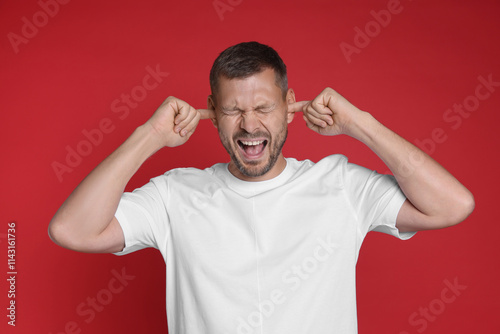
[{"xmin": 210, "ymin": 68, "xmax": 294, "ymax": 181}]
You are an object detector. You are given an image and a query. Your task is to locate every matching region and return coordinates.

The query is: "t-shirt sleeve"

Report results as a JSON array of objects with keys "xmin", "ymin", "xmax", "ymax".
[
  {"xmin": 113, "ymin": 176, "xmax": 170, "ymax": 256},
  {"xmin": 341, "ymin": 157, "xmax": 416, "ymax": 240}
]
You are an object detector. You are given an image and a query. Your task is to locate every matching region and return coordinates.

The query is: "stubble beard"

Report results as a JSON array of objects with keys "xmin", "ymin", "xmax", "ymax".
[{"xmin": 219, "ymin": 122, "xmax": 288, "ymax": 178}]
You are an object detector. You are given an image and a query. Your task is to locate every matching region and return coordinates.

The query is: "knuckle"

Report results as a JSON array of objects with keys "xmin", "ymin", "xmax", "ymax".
[{"xmin": 165, "ymin": 96, "xmax": 178, "ymax": 105}]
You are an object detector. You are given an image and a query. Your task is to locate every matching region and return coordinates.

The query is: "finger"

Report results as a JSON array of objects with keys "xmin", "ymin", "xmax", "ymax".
[
  {"xmin": 175, "ymin": 107, "xmax": 198, "ymax": 135},
  {"xmin": 179, "ymin": 110, "xmax": 201, "ymax": 137},
  {"xmin": 288, "ymin": 101, "xmax": 309, "ymax": 113},
  {"xmin": 304, "ymin": 110, "xmax": 329, "ymax": 128},
  {"xmin": 305, "ymin": 105, "xmax": 333, "ymax": 126},
  {"xmin": 173, "ymin": 103, "xmax": 191, "ymax": 125},
  {"xmin": 310, "ymin": 100, "xmax": 333, "ymax": 115},
  {"xmin": 197, "ymin": 108, "xmax": 216, "ymax": 120},
  {"xmin": 303, "ymin": 115, "xmax": 320, "ymax": 132}
]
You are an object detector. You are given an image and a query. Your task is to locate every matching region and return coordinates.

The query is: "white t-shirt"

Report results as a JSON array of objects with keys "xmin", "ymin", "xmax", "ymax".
[{"xmin": 114, "ymin": 154, "xmax": 415, "ymax": 333}]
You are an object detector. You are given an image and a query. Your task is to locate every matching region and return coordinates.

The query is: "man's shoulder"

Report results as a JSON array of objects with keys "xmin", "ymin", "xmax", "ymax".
[
  {"xmin": 287, "ymin": 154, "xmax": 349, "ymax": 170},
  {"xmin": 318, "ymin": 154, "xmax": 349, "ymax": 165},
  {"xmin": 281, "ymin": 154, "xmax": 351, "ymax": 186},
  {"xmin": 150, "ymin": 163, "xmax": 227, "ymax": 185}
]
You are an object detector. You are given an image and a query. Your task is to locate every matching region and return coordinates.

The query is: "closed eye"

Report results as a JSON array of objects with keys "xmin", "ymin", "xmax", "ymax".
[
  {"xmin": 255, "ymin": 104, "xmax": 275, "ymax": 113},
  {"xmin": 220, "ymin": 108, "xmax": 242, "ymax": 116},
  {"xmin": 220, "ymin": 104, "xmax": 276, "ymax": 115}
]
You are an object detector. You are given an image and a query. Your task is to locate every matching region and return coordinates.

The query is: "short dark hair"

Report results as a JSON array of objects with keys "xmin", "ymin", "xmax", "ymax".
[{"xmin": 209, "ymin": 41, "xmax": 288, "ymax": 103}]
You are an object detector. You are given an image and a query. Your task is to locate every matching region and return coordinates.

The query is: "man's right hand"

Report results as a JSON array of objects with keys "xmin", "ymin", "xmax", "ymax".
[
  {"xmin": 145, "ymin": 96, "xmax": 210, "ymax": 148},
  {"xmin": 48, "ymin": 96, "xmax": 216, "ymax": 253}
]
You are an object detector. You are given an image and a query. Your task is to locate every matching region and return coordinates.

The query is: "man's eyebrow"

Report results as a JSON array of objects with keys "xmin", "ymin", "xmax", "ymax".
[
  {"xmin": 220, "ymin": 105, "xmax": 241, "ymax": 111},
  {"xmin": 220, "ymin": 103, "xmax": 276, "ymax": 112},
  {"xmin": 255, "ymin": 103, "xmax": 276, "ymax": 109},
  {"xmin": 220, "ymin": 103, "xmax": 276, "ymax": 111}
]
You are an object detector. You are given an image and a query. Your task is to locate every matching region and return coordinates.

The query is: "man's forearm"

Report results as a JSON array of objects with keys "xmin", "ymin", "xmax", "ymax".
[
  {"xmin": 48, "ymin": 124, "xmax": 161, "ymax": 250},
  {"xmin": 297, "ymin": 87, "xmax": 474, "ymax": 230},
  {"xmin": 350, "ymin": 111, "xmax": 474, "ymax": 227},
  {"xmin": 49, "ymin": 96, "xmax": 203, "ymax": 252}
]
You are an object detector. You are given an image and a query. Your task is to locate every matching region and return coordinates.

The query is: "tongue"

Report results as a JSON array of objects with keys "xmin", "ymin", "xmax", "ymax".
[{"xmin": 244, "ymin": 143, "xmax": 264, "ymax": 156}]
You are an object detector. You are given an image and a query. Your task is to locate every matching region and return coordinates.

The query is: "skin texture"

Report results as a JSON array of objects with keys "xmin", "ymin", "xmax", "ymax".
[
  {"xmin": 207, "ymin": 68, "xmax": 295, "ymax": 181},
  {"xmin": 288, "ymin": 87, "xmax": 475, "ymax": 232},
  {"xmin": 48, "ymin": 97, "xmax": 205, "ymax": 253},
  {"xmin": 48, "ymin": 69, "xmax": 474, "ymax": 254}
]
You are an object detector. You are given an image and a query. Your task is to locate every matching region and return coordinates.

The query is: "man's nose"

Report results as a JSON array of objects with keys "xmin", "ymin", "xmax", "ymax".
[{"xmin": 240, "ymin": 111, "xmax": 260, "ymax": 133}]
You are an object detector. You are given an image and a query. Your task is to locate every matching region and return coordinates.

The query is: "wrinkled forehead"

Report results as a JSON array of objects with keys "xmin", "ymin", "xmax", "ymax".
[{"xmin": 215, "ymin": 69, "xmax": 283, "ymax": 109}]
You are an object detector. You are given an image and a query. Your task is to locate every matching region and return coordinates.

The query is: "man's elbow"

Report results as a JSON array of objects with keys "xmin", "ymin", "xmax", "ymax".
[
  {"xmin": 464, "ymin": 191, "xmax": 475, "ymax": 217},
  {"xmin": 443, "ymin": 191, "xmax": 475, "ymax": 228},
  {"xmin": 48, "ymin": 218, "xmax": 87, "ymax": 252},
  {"xmin": 48, "ymin": 217, "xmax": 124, "ymax": 253},
  {"xmin": 48, "ymin": 218, "xmax": 73, "ymax": 249}
]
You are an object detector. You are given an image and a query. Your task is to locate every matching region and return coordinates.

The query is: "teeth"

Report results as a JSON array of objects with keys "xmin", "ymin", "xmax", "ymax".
[{"xmin": 241, "ymin": 140, "xmax": 264, "ymax": 146}]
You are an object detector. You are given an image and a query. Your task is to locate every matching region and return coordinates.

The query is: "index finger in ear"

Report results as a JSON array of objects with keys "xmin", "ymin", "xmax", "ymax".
[
  {"xmin": 197, "ymin": 108, "xmax": 216, "ymax": 120},
  {"xmin": 288, "ymin": 101, "xmax": 310, "ymax": 113}
]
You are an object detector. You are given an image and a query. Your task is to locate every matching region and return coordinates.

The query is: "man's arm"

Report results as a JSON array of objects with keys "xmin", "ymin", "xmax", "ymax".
[
  {"xmin": 48, "ymin": 97, "xmax": 210, "ymax": 253},
  {"xmin": 290, "ymin": 88, "xmax": 475, "ymax": 232}
]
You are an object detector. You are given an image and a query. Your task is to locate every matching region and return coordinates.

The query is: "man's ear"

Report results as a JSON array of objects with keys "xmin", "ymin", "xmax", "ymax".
[
  {"xmin": 207, "ymin": 95, "xmax": 218, "ymax": 128},
  {"xmin": 286, "ymin": 88, "xmax": 296, "ymax": 124}
]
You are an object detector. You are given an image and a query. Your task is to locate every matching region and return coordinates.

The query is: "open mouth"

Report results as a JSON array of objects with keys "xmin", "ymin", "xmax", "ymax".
[{"xmin": 237, "ymin": 139, "xmax": 268, "ymax": 159}]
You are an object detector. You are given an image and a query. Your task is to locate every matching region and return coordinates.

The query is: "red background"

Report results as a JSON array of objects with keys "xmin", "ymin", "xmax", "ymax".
[{"xmin": 1, "ymin": 0, "xmax": 499, "ymax": 333}]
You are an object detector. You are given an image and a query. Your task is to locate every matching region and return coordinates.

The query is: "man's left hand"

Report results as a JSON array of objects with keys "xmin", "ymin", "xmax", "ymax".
[{"xmin": 289, "ymin": 87, "xmax": 365, "ymax": 138}]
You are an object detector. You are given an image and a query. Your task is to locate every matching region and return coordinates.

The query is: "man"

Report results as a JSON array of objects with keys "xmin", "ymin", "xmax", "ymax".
[{"xmin": 49, "ymin": 42, "xmax": 474, "ymax": 333}]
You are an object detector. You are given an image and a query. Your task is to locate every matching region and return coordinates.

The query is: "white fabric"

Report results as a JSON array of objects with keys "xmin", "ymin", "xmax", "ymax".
[{"xmin": 113, "ymin": 154, "xmax": 415, "ymax": 333}]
